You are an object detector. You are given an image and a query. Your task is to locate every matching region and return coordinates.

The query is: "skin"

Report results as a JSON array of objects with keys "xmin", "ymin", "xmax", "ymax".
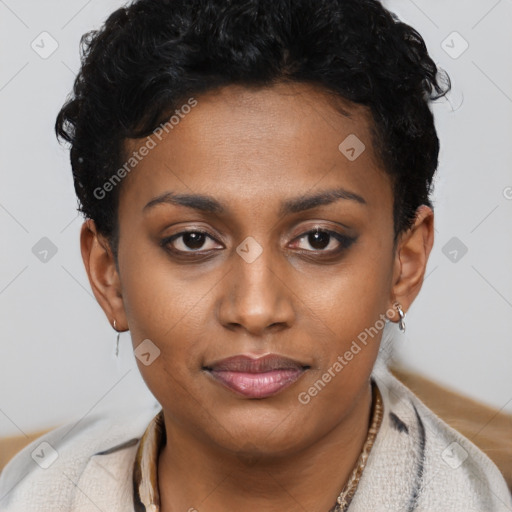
[{"xmin": 80, "ymin": 82, "xmax": 434, "ymax": 511}]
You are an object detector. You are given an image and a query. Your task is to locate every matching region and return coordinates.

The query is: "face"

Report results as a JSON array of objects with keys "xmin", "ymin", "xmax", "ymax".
[{"xmin": 89, "ymin": 82, "xmax": 407, "ymax": 457}]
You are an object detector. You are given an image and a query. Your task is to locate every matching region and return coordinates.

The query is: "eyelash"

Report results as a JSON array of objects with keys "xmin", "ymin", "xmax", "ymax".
[{"xmin": 160, "ymin": 228, "xmax": 356, "ymax": 258}]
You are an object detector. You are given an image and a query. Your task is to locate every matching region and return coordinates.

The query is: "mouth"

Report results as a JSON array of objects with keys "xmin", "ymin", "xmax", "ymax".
[{"xmin": 203, "ymin": 354, "xmax": 310, "ymax": 399}]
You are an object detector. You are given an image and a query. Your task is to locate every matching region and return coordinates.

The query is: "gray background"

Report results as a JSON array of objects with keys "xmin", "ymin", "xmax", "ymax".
[{"xmin": 0, "ymin": 0, "xmax": 511, "ymax": 436}]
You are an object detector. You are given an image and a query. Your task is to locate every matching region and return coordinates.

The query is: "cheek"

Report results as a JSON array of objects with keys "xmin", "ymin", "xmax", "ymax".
[
  {"xmin": 118, "ymin": 245, "xmax": 221, "ymax": 393},
  {"xmin": 299, "ymin": 248, "xmax": 393, "ymax": 394},
  {"xmin": 119, "ymin": 236, "xmax": 209, "ymax": 338},
  {"xmin": 294, "ymin": 273, "xmax": 388, "ymax": 426},
  {"xmin": 307, "ymin": 254, "xmax": 392, "ymax": 339}
]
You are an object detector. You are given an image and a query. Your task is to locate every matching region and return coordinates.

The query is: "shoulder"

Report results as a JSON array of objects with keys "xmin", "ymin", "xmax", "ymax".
[
  {"xmin": 360, "ymin": 365, "xmax": 512, "ymax": 512},
  {"xmin": 0, "ymin": 404, "xmax": 159, "ymax": 512}
]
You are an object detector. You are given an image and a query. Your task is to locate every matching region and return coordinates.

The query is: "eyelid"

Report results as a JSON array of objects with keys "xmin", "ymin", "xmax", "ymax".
[
  {"xmin": 160, "ymin": 228, "xmax": 357, "ymax": 257},
  {"xmin": 162, "ymin": 225, "xmax": 356, "ymax": 257},
  {"xmin": 161, "ymin": 228, "xmax": 222, "ymax": 247},
  {"xmin": 288, "ymin": 221, "xmax": 353, "ymax": 241},
  {"xmin": 159, "ymin": 230, "xmax": 211, "ymax": 258},
  {"xmin": 289, "ymin": 220, "xmax": 353, "ymax": 236},
  {"xmin": 290, "ymin": 226, "xmax": 356, "ymax": 251}
]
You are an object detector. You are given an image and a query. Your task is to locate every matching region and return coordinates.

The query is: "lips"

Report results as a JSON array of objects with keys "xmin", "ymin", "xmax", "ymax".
[{"xmin": 204, "ymin": 354, "xmax": 309, "ymax": 399}]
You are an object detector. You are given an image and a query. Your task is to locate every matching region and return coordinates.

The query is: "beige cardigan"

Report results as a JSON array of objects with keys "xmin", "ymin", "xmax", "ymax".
[{"xmin": 1, "ymin": 365, "xmax": 511, "ymax": 511}]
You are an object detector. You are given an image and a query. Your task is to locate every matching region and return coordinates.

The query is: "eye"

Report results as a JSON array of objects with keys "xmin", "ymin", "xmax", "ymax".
[
  {"xmin": 161, "ymin": 230, "xmax": 223, "ymax": 254},
  {"xmin": 290, "ymin": 228, "xmax": 356, "ymax": 254}
]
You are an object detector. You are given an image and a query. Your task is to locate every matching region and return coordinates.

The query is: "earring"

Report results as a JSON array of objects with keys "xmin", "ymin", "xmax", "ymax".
[
  {"xmin": 113, "ymin": 319, "xmax": 121, "ymax": 357},
  {"xmin": 394, "ymin": 302, "xmax": 406, "ymax": 333}
]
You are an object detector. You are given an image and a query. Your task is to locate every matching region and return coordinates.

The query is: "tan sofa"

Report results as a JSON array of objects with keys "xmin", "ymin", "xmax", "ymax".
[
  {"xmin": 389, "ymin": 366, "xmax": 512, "ymax": 492},
  {"xmin": 1, "ymin": 366, "xmax": 511, "ymax": 492}
]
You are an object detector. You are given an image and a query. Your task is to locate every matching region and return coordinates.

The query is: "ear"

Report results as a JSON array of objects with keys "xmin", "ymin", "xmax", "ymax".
[
  {"xmin": 80, "ymin": 219, "xmax": 128, "ymax": 331},
  {"xmin": 389, "ymin": 205, "xmax": 434, "ymax": 322}
]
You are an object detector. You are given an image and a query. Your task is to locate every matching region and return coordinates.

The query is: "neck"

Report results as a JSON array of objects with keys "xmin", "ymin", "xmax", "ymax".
[{"xmin": 158, "ymin": 381, "xmax": 373, "ymax": 512}]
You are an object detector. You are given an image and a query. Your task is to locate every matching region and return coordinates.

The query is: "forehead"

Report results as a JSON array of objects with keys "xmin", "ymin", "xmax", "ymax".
[{"xmin": 119, "ymin": 82, "xmax": 391, "ymax": 221}]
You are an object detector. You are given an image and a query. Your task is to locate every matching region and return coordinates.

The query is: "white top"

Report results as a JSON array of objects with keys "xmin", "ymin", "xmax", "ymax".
[{"xmin": 1, "ymin": 365, "xmax": 511, "ymax": 511}]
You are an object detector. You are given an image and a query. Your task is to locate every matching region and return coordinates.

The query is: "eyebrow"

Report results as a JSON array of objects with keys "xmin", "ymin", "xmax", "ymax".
[{"xmin": 143, "ymin": 187, "xmax": 366, "ymax": 216}]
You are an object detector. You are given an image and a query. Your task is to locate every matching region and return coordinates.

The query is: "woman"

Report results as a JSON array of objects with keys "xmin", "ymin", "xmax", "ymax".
[{"xmin": 1, "ymin": 0, "xmax": 510, "ymax": 510}]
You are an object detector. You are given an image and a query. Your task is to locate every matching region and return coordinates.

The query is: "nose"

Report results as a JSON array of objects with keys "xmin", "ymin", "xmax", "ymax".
[{"xmin": 217, "ymin": 243, "xmax": 295, "ymax": 336}]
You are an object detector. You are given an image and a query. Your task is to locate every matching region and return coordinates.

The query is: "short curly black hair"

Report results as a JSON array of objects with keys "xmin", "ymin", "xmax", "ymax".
[{"xmin": 55, "ymin": 0, "xmax": 450, "ymax": 262}]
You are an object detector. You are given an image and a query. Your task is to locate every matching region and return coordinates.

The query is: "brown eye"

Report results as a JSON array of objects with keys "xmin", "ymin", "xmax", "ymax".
[
  {"xmin": 161, "ymin": 230, "xmax": 222, "ymax": 254},
  {"xmin": 291, "ymin": 228, "xmax": 356, "ymax": 254},
  {"xmin": 306, "ymin": 230, "xmax": 331, "ymax": 250}
]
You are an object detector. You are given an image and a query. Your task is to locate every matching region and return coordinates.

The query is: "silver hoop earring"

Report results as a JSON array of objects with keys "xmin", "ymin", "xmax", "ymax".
[
  {"xmin": 113, "ymin": 319, "xmax": 121, "ymax": 357},
  {"xmin": 394, "ymin": 303, "xmax": 406, "ymax": 333}
]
